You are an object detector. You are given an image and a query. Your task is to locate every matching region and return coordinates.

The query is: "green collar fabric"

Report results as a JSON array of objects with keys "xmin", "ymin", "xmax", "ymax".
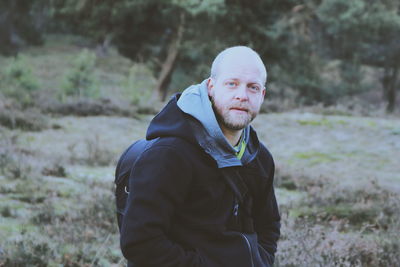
[{"xmin": 235, "ymin": 139, "xmax": 247, "ymax": 160}]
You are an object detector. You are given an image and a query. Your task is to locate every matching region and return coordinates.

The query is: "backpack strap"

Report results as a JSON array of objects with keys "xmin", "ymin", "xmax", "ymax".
[
  {"xmin": 115, "ymin": 138, "xmax": 158, "ymax": 231},
  {"xmin": 115, "ymin": 141, "xmax": 139, "ymax": 185},
  {"xmin": 115, "ymin": 138, "xmax": 158, "ymax": 191},
  {"xmin": 219, "ymin": 167, "xmax": 248, "ymax": 204}
]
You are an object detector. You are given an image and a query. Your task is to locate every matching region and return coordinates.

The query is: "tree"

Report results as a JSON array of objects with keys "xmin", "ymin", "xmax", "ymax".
[
  {"xmin": 171, "ymin": 0, "xmax": 305, "ymax": 100},
  {"xmin": 0, "ymin": 0, "xmax": 46, "ymax": 55},
  {"xmin": 316, "ymin": 0, "xmax": 400, "ymax": 112},
  {"xmin": 50, "ymin": 0, "xmax": 306, "ymax": 102},
  {"xmin": 50, "ymin": 0, "xmax": 226, "ymax": 101}
]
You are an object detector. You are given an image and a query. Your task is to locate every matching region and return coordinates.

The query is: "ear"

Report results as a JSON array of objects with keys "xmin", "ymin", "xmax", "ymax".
[
  {"xmin": 260, "ymin": 87, "xmax": 266, "ymax": 103},
  {"xmin": 207, "ymin": 78, "xmax": 214, "ymax": 97}
]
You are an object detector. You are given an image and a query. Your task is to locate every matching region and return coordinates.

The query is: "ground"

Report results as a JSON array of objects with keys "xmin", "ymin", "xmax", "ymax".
[
  {"xmin": 1, "ymin": 111, "xmax": 399, "ymax": 266},
  {"xmin": 0, "ymin": 35, "xmax": 399, "ymax": 266}
]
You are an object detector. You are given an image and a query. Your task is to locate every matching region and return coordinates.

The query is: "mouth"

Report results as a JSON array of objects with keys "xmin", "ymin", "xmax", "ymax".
[{"xmin": 230, "ymin": 107, "xmax": 249, "ymax": 112}]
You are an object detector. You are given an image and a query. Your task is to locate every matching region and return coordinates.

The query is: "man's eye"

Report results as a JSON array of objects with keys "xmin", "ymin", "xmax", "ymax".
[
  {"xmin": 250, "ymin": 85, "xmax": 260, "ymax": 91},
  {"xmin": 227, "ymin": 82, "xmax": 236, "ymax": 87}
]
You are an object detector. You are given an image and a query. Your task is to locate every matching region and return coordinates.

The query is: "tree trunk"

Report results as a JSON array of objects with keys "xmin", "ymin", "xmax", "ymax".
[
  {"xmin": 383, "ymin": 66, "xmax": 399, "ymax": 113},
  {"xmin": 96, "ymin": 34, "xmax": 113, "ymax": 57},
  {"xmin": 152, "ymin": 13, "xmax": 185, "ymax": 102}
]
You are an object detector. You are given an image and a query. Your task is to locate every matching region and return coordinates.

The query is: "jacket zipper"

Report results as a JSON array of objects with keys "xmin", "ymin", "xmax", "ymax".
[
  {"xmin": 240, "ymin": 233, "xmax": 254, "ymax": 267},
  {"xmin": 232, "ymin": 199, "xmax": 254, "ymax": 267}
]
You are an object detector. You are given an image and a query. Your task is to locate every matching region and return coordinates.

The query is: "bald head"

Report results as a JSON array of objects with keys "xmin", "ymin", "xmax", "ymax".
[{"xmin": 210, "ymin": 46, "xmax": 267, "ymax": 85}]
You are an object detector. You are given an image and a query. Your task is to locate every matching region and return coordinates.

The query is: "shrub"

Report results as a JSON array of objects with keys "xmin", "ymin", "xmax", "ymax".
[
  {"xmin": 275, "ymin": 165, "xmax": 400, "ymax": 266},
  {"xmin": 80, "ymin": 191, "xmax": 116, "ymax": 231},
  {"xmin": 45, "ymin": 98, "xmax": 134, "ymax": 117},
  {"xmin": 276, "ymin": 215, "xmax": 385, "ymax": 267},
  {"xmin": 288, "ymin": 178, "xmax": 400, "ymax": 229},
  {"xmin": 0, "ymin": 107, "xmax": 48, "ymax": 131},
  {"xmin": 1, "ymin": 55, "xmax": 40, "ymax": 108},
  {"xmin": 13, "ymin": 179, "xmax": 47, "ymax": 204},
  {"xmin": 1, "ymin": 236, "xmax": 54, "ymax": 267},
  {"xmin": 68, "ymin": 134, "xmax": 116, "ymax": 166},
  {"xmin": 124, "ymin": 64, "xmax": 155, "ymax": 106},
  {"xmin": 274, "ymin": 171, "xmax": 298, "ymax": 191},
  {"xmin": 61, "ymin": 49, "xmax": 99, "ymax": 100},
  {"xmin": 378, "ymin": 238, "xmax": 400, "ymax": 266},
  {"xmin": 41, "ymin": 163, "xmax": 66, "ymax": 177},
  {"xmin": 1, "ymin": 155, "xmax": 32, "ymax": 180},
  {"xmin": 0, "ymin": 132, "xmax": 37, "ymax": 180},
  {"xmin": 0, "ymin": 206, "xmax": 13, "ymax": 218},
  {"xmin": 1, "ymin": 176, "xmax": 120, "ymax": 266},
  {"xmin": 31, "ymin": 203, "xmax": 58, "ymax": 225}
]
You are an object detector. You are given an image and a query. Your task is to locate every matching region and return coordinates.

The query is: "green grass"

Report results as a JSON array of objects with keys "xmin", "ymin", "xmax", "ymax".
[
  {"xmin": 297, "ymin": 118, "xmax": 349, "ymax": 127},
  {"xmin": 293, "ymin": 151, "xmax": 340, "ymax": 165}
]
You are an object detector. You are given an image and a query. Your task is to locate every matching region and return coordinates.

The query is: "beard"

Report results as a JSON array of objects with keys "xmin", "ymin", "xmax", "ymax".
[{"xmin": 210, "ymin": 95, "xmax": 257, "ymax": 131}]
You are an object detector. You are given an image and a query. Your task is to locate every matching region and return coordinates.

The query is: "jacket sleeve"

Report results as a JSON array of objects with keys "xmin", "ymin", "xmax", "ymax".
[
  {"xmin": 120, "ymin": 145, "xmax": 204, "ymax": 267},
  {"xmin": 254, "ymin": 160, "xmax": 281, "ymax": 265}
]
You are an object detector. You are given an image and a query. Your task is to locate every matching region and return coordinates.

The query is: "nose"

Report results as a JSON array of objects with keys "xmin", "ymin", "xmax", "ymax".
[{"xmin": 234, "ymin": 84, "xmax": 249, "ymax": 101}]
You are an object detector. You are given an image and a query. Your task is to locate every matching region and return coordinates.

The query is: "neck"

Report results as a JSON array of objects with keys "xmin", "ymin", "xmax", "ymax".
[{"xmin": 220, "ymin": 126, "xmax": 243, "ymax": 147}]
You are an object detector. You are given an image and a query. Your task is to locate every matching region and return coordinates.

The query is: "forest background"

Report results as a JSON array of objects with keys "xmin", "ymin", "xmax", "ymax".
[{"xmin": 0, "ymin": 0, "xmax": 399, "ymax": 266}]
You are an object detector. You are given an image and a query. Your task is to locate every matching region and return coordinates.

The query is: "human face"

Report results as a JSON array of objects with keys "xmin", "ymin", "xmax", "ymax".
[{"xmin": 207, "ymin": 60, "xmax": 266, "ymax": 132}]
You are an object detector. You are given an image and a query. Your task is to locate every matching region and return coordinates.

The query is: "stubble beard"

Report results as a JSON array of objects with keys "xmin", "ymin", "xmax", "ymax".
[{"xmin": 210, "ymin": 96, "xmax": 257, "ymax": 131}]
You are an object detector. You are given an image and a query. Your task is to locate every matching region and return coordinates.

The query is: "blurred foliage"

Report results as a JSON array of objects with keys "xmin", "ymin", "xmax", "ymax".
[
  {"xmin": 0, "ymin": 108, "xmax": 48, "ymax": 131},
  {"xmin": 124, "ymin": 64, "xmax": 155, "ymax": 106},
  {"xmin": 0, "ymin": 0, "xmax": 47, "ymax": 55},
  {"xmin": 61, "ymin": 49, "xmax": 99, "ymax": 100},
  {"xmin": 1, "ymin": 56, "xmax": 39, "ymax": 108},
  {"xmin": 316, "ymin": 0, "xmax": 400, "ymax": 111},
  {"xmin": 0, "ymin": 0, "xmax": 399, "ymax": 111}
]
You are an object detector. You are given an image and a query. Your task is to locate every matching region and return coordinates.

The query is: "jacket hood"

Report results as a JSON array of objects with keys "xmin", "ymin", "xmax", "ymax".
[
  {"xmin": 146, "ymin": 94, "xmax": 196, "ymax": 144},
  {"xmin": 146, "ymin": 82, "xmax": 261, "ymax": 168}
]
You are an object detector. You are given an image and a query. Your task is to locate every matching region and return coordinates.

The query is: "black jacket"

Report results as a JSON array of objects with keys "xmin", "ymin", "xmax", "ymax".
[{"xmin": 120, "ymin": 95, "xmax": 280, "ymax": 267}]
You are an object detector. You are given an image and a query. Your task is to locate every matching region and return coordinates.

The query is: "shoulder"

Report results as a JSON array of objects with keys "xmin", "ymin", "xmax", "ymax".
[
  {"xmin": 140, "ymin": 137, "xmax": 201, "ymax": 166},
  {"xmin": 258, "ymin": 142, "xmax": 274, "ymax": 166},
  {"xmin": 148, "ymin": 137, "xmax": 199, "ymax": 154},
  {"xmin": 248, "ymin": 142, "xmax": 275, "ymax": 181}
]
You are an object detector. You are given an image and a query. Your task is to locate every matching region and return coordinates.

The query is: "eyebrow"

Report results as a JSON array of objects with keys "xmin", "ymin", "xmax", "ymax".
[
  {"xmin": 248, "ymin": 82, "xmax": 262, "ymax": 86},
  {"xmin": 224, "ymin": 78, "xmax": 262, "ymax": 85}
]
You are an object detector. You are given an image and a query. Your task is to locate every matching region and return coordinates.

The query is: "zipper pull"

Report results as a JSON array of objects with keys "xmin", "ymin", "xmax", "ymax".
[{"xmin": 233, "ymin": 202, "xmax": 239, "ymax": 216}]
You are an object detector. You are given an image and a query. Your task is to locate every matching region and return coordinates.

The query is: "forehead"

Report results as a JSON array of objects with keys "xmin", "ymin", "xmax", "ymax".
[{"xmin": 217, "ymin": 60, "xmax": 264, "ymax": 84}]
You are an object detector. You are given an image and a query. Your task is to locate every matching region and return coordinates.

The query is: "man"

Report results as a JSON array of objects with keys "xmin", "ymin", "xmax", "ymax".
[{"xmin": 120, "ymin": 46, "xmax": 280, "ymax": 267}]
